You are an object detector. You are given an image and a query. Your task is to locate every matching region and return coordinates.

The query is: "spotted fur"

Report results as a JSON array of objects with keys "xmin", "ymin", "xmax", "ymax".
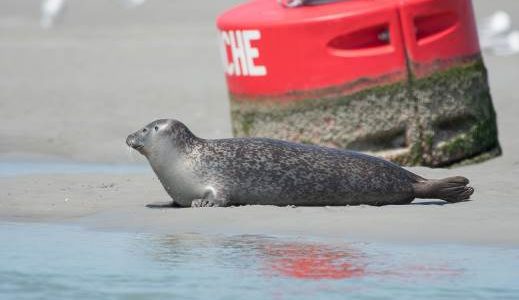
[{"xmin": 126, "ymin": 119, "xmax": 473, "ymax": 207}]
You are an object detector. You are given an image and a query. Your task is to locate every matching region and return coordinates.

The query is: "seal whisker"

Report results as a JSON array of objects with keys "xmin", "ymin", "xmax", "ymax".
[{"xmin": 127, "ymin": 145, "xmax": 137, "ymax": 161}]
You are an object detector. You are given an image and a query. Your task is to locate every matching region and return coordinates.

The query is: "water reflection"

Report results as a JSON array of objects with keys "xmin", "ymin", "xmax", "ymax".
[
  {"xmin": 263, "ymin": 243, "xmax": 365, "ymax": 279},
  {"xmin": 2, "ymin": 223, "xmax": 516, "ymax": 300},
  {"xmin": 148, "ymin": 234, "xmax": 462, "ymax": 281}
]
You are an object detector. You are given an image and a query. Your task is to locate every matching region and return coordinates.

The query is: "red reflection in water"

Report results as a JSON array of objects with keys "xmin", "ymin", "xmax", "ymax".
[
  {"xmin": 260, "ymin": 242, "xmax": 464, "ymax": 281},
  {"xmin": 263, "ymin": 243, "xmax": 365, "ymax": 280}
]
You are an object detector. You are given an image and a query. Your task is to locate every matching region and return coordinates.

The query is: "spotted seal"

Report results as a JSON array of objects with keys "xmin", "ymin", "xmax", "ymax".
[{"xmin": 126, "ymin": 119, "xmax": 474, "ymax": 207}]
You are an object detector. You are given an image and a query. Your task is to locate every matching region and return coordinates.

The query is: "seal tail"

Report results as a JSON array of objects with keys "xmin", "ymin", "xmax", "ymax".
[{"xmin": 412, "ymin": 176, "xmax": 474, "ymax": 203}]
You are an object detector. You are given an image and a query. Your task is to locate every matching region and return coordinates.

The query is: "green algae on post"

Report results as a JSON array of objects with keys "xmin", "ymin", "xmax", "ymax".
[{"xmin": 230, "ymin": 57, "xmax": 500, "ymax": 167}]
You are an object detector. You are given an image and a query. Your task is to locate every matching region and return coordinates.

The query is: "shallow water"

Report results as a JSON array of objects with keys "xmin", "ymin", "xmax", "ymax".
[
  {"xmin": 0, "ymin": 160, "xmax": 148, "ymax": 177},
  {"xmin": 1, "ymin": 222, "xmax": 518, "ymax": 300}
]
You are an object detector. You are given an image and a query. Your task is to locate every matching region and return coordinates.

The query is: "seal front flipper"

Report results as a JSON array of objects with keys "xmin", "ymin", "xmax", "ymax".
[
  {"xmin": 191, "ymin": 187, "xmax": 230, "ymax": 208},
  {"xmin": 413, "ymin": 176, "xmax": 474, "ymax": 203}
]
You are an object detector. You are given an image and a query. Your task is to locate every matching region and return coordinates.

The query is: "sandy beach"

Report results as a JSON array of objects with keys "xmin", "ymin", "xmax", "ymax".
[{"xmin": 1, "ymin": 0, "xmax": 519, "ymax": 246}]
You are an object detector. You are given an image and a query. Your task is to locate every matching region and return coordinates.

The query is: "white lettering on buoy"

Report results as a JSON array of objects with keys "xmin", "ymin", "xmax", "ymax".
[{"xmin": 220, "ymin": 30, "xmax": 267, "ymax": 77}]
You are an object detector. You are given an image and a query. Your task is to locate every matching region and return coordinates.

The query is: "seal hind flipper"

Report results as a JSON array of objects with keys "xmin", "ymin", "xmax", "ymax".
[{"xmin": 412, "ymin": 176, "xmax": 474, "ymax": 203}]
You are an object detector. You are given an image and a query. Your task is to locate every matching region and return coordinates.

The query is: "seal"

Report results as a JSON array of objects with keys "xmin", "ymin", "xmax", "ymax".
[{"xmin": 126, "ymin": 119, "xmax": 474, "ymax": 207}]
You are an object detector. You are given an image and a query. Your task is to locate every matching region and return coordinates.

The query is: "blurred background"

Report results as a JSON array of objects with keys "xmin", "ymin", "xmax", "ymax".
[{"xmin": 0, "ymin": 0, "xmax": 517, "ymax": 164}]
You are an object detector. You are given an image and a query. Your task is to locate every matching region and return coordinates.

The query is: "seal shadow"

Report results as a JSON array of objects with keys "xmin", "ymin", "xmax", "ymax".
[
  {"xmin": 410, "ymin": 200, "xmax": 448, "ymax": 206},
  {"xmin": 146, "ymin": 201, "xmax": 184, "ymax": 209},
  {"xmin": 145, "ymin": 199, "xmax": 472, "ymax": 208},
  {"xmin": 410, "ymin": 199, "xmax": 472, "ymax": 206}
]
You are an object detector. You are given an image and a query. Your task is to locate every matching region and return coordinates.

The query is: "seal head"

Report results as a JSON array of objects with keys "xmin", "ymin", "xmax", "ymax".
[
  {"xmin": 127, "ymin": 119, "xmax": 206, "ymax": 207},
  {"xmin": 126, "ymin": 119, "xmax": 196, "ymax": 156}
]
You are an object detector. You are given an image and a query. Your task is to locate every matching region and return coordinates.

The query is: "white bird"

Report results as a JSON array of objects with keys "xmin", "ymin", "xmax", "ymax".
[
  {"xmin": 478, "ymin": 10, "xmax": 511, "ymax": 40},
  {"xmin": 40, "ymin": 0, "xmax": 67, "ymax": 29},
  {"xmin": 478, "ymin": 11, "xmax": 519, "ymax": 56},
  {"xmin": 121, "ymin": 0, "xmax": 148, "ymax": 8},
  {"xmin": 489, "ymin": 31, "xmax": 519, "ymax": 56}
]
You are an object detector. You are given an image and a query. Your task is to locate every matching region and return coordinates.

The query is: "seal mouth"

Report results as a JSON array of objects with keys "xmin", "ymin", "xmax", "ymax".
[{"xmin": 126, "ymin": 136, "xmax": 144, "ymax": 151}]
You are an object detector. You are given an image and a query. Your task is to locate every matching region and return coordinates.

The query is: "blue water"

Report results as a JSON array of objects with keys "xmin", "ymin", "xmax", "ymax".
[{"xmin": 1, "ymin": 222, "xmax": 518, "ymax": 300}]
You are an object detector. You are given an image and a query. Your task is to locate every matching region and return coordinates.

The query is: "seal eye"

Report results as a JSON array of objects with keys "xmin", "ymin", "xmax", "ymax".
[{"xmin": 154, "ymin": 126, "xmax": 159, "ymax": 132}]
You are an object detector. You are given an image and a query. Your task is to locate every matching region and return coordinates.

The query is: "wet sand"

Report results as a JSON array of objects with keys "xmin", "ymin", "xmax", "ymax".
[
  {"xmin": 1, "ymin": 161, "xmax": 518, "ymax": 246},
  {"xmin": 1, "ymin": 0, "xmax": 519, "ymax": 245}
]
